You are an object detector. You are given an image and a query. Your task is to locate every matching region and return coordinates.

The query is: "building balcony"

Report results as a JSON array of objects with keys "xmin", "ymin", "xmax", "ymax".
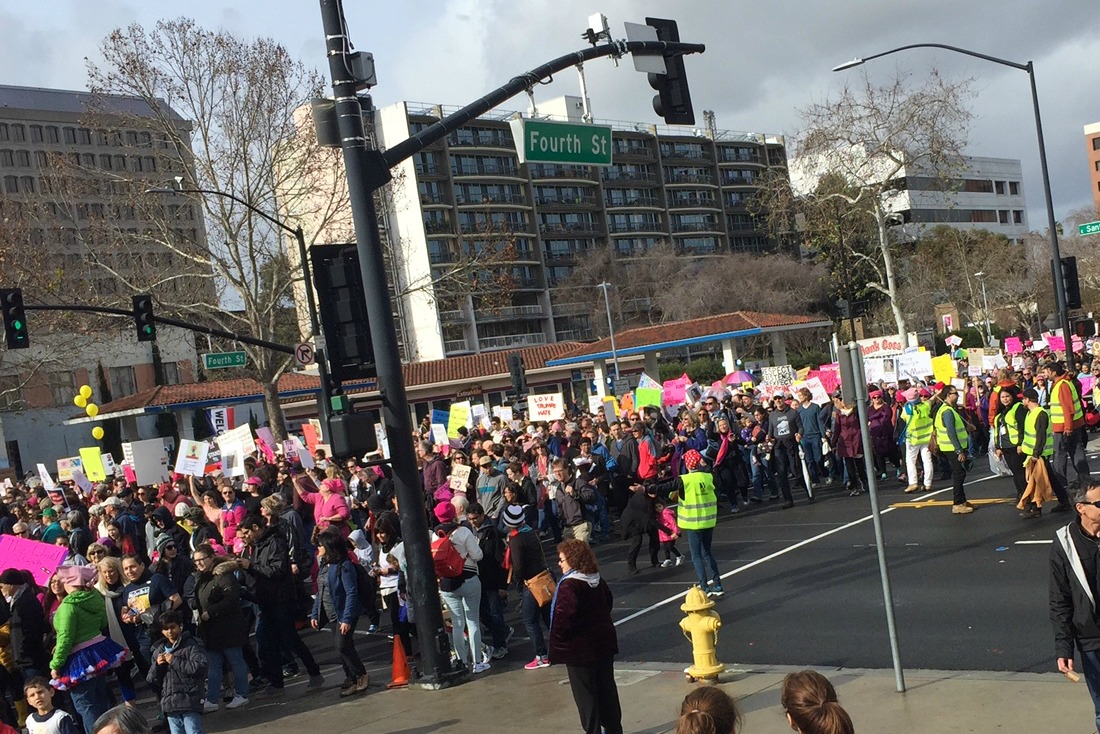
[
  {"xmin": 438, "ymin": 309, "xmax": 468, "ymax": 323},
  {"xmin": 529, "ymin": 165, "xmax": 598, "ymax": 182},
  {"xmin": 451, "ymin": 165, "xmax": 523, "ymax": 179},
  {"xmin": 428, "ymin": 251, "xmax": 458, "ymax": 264},
  {"xmin": 534, "ymin": 194, "xmax": 601, "ymax": 208},
  {"xmin": 420, "ymin": 193, "xmax": 450, "ymax": 207},
  {"xmin": 539, "ymin": 223, "xmax": 602, "ymax": 238},
  {"xmin": 605, "ymin": 196, "xmax": 662, "ymax": 208},
  {"xmin": 612, "ymin": 146, "xmax": 655, "ymax": 160},
  {"xmin": 601, "ymin": 171, "xmax": 656, "ymax": 185},
  {"xmin": 554, "ymin": 328, "xmax": 595, "ymax": 341},
  {"xmin": 664, "ymin": 173, "xmax": 718, "ymax": 186},
  {"xmin": 608, "ymin": 221, "xmax": 664, "ymax": 234},
  {"xmin": 444, "ymin": 338, "xmax": 473, "ymax": 354},
  {"xmin": 721, "ymin": 176, "xmax": 758, "ymax": 187},
  {"xmin": 544, "ymin": 249, "xmax": 594, "ymax": 263},
  {"xmin": 717, "ymin": 154, "xmax": 764, "ymax": 166},
  {"xmin": 424, "ymin": 221, "xmax": 454, "ymax": 234},
  {"xmin": 478, "ymin": 332, "xmax": 547, "ymax": 350},
  {"xmin": 668, "ymin": 197, "xmax": 721, "ymax": 209},
  {"xmin": 661, "ymin": 151, "xmax": 713, "ymax": 164},
  {"xmin": 455, "ymin": 192, "xmax": 528, "ymax": 206},
  {"xmin": 671, "ymin": 221, "xmax": 722, "ymax": 233},
  {"xmin": 448, "ymin": 137, "xmax": 513, "ymax": 150},
  {"xmin": 414, "ymin": 164, "xmax": 446, "ymax": 178},
  {"xmin": 459, "ymin": 222, "xmax": 530, "ymax": 235},
  {"xmin": 553, "ymin": 302, "xmax": 589, "ymax": 315},
  {"xmin": 474, "ymin": 304, "xmax": 545, "ymax": 321},
  {"xmin": 511, "ymin": 276, "xmax": 542, "ymax": 290}
]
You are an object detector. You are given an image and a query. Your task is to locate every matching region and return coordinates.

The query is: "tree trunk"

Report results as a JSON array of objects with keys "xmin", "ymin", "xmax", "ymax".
[
  {"xmin": 261, "ymin": 378, "xmax": 288, "ymax": 442},
  {"xmin": 875, "ymin": 212, "xmax": 909, "ymax": 347}
]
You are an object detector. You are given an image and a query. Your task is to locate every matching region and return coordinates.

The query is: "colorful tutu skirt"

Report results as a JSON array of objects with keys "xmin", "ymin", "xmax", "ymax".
[{"xmin": 51, "ymin": 635, "xmax": 130, "ymax": 690}]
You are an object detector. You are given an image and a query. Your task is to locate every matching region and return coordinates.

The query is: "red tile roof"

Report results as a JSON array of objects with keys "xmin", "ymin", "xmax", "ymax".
[
  {"xmin": 92, "ymin": 342, "xmax": 585, "ymax": 415},
  {"xmin": 554, "ymin": 310, "xmax": 829, "ymax": 360}
]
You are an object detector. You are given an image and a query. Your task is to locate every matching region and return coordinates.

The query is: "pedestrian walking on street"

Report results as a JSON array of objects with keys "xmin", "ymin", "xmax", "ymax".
[{"xmin": 549, "ymin": 539, "xmax": 623, "ymax": 734}]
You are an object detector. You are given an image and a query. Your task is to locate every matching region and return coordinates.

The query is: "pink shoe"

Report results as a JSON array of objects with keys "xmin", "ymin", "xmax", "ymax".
[{"xmin": 524, "ymin": 656, "xmax": 549, "ymax": 670}]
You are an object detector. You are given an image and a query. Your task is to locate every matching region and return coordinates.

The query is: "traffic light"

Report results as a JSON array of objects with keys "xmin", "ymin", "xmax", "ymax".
[
  {"xmin": 645, "ymin": 17, "xmax": 695, "ymax": 125},
  {"xmin": 327, "ymin": 411, "xmax": 378, "ymax": 459},
  {"xmin": 311, "ymin": 243, "xmax": 376, "ymax": 384},
  {"xmin": 508, "ymin": 352, "xmax": 527, "ymax": 397},
  {"xmin": 1072, "ymin": 317, "xmax": 1097, "ymax": 338},
  {"xmin": 1061, "ymin": 256, "xmax": 1082, "ymax": 310},
  {"xmin": 1, "ymin": 289, "xmax": 28, "ymax": 349},
  {"xmin": 132, "ymin": 294, "xmax": 156, "ymax": 342}
]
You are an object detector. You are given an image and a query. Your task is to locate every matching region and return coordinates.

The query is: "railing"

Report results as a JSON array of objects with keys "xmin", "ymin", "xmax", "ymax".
[
  {"xmin": 539, "ymin": 223, "xmax": 602, "ymax": 236},
  {"xmin": 529, "ymin": 166, "xmax": 597, "ymax": 180},
  {"xmin": 660, "ymin": 148, "xmax": 712, "ymax": 161},
  {"xmin": 420, "ymin": 193, "xmax": 448, "ymax": 205},
  {"xmin": 443, "ymin": 338, "xmax": 471, "ymax": 353},
  {"xmin": 477, "ymin": 332, "xmax": 547, "ymax": 350},
  {"xmin": 438, "ymin": 309, "xmax": 467, "ymax": 322},
  {"xmin": 721, "ymin": 176, "xmax": 758, "ymax": 186},
  {"xmin": 544, "ymin": 250, "xmax": 593, "ymax": 262},
  {"xmin": 665, "ymin": 172, "xmax": 717, "ymax": 185},
  {"xmin": 475, "ymin": 304, "xmax": 545, "ymax": 319},
  {"xmin": 606, "ymin": 196, "xmax": 661, "ymax": 207},
  {"xmin": 608, "ymin": 221, "xmax": 663, "ymax": 233},
  {"xmin": 451, "ymin": 164, "xmax": 521, "ymax": 177},
  {"xmin": 424, "ymin": 220, "xmax": 453, "ymax": 234},
  {"xmin": 448, "ymin": 136, "xmax": 513, "ymax": 148},
  {"xmin": 455, "ymin": 192, "xmax": 527, "ymax": 205},
  {"xmin": 553, "ymin": 302, "xmax": 589, "ymax": 315},
  {"xmin": 671, "ymin": 221, "xmax": 721, "ymax": 233},
  {"xmin": 717, "ymin": 153, "xmax": 763, "ymax": 164},
  {"xmin": 668, "ymin": 197, "xmax": 719, "ymax": 209},
  {"xmin": 460, "ymin": 221, "xmax": 529, "ymax": 234},
  {"xmin": 601, "ymin": 171, "xmax": 655, "ymax": 184},
  {"xmin": 534, "ymin": 194, "xmax": 600, "ymax": 207},
  {"xmin": 428, "ymin": 251, "xmax": 457, "ymax": 264},
  {"xmin": 613, "ymin": 145, "xmax": 654, "ymax": 158},
  {"xmin": 511, "ymin": 277, "xmax": 542, "ymax": 289}
]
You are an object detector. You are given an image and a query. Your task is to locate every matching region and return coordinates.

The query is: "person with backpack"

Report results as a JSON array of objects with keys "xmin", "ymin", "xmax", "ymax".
[
  {"xmin": 310, "ymin": 531, "xmax": 368, "ymax": 697},
  {"xmin": 431, "ymin": 502, "xmax": 487, "ymax": 674},
  {"xmin": 466, "ymin": 501, "xmax": 511, "ymax": 661}
]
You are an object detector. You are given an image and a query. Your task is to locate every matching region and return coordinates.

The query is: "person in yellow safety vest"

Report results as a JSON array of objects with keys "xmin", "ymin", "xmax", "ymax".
[
  {"xmin": 644, "ymin": 449, "xmax": 723, "ymax": 599},
  {"xmin": 992, "ymin": 387, "xmax": 1028, "ymax": 504},
  {"xmin": 1043, "ymin": 361, "xmax": 1092, "ymax": 494},
  {"xmin": 1020, "ymin": 387, "xmax": 1073, "ymax": 517},
  {"xmin": 934, "ymin": 385, "xmax": 973, "ymax": 514},
  {"xmin": 902, "ymin": 387, "xmax": 935, "ymax": 494}
]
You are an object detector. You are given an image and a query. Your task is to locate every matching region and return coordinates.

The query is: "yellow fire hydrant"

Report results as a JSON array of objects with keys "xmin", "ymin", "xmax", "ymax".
[{"xmin": 680, "ymin": 585, "xmax": 725, "ymax": 682}]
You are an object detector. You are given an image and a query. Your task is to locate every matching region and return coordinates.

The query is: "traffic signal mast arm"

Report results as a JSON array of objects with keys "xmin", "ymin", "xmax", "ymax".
[
  {"xmin": 380, "ymin": 39, "xmax": 704, "ymax": 173},
  {"xmin": 21, "ymin": 303, "xmax": 296, "ymax": 355}
]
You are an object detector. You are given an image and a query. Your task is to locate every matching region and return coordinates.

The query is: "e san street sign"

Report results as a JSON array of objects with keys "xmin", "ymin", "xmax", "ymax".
[
  {"xmin": 203, "ymin": 351, "xmax": 247, "ymax": 370},
  {"xmin": 509, "ymin": 118, "xmax": 613, "ymax": 166},
  {"xmin": 1079, "ymin": 221, "xmax": 1100, "ymax": 236}
]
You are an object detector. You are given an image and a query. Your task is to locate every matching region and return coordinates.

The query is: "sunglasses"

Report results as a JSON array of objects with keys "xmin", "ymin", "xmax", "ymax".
[{"xmin": 1079, "ymin": 501, "xmax": 1100, "ymax": 509}]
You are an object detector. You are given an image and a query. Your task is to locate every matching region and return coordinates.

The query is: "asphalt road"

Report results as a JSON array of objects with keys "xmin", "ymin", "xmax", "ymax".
[{"xmin": 600, "ymin": 451, "xmax": 1100, "ymax": 674}]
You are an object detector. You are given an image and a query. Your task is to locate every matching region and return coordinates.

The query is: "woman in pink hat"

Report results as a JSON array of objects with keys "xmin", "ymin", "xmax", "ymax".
[{"xmin": 295, "ymin": 475, "xmax": 351, "ymax": 538}]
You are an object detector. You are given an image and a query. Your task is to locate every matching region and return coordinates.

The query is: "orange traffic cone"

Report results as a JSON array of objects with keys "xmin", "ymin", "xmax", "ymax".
[{"xmin": 387, "ymin": 634, "xmax": 411, "ymax": 689}]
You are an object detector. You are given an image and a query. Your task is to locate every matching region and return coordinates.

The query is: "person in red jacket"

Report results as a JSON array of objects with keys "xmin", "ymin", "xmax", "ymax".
[{"xmin": 632, "ymin": 422, "xmax": 660, "ymax": 482}]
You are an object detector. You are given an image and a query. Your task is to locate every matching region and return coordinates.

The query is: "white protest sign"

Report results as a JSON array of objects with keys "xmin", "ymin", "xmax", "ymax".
[
  {"xmin": 101, "ymin": 453, "xmax": 117, "ymax": 477},
  {"xmin": 588, "ymin": 395, "xmax": 604, "ymax": 415},
  {"xmin": 982, "ymin": 353, "xmax": 1008, "ymax": 371},
  {"xmin": 430, "ymin": 424, "xmax": 449, "ymax": 447},
  {"xmin": 293, "ymin": 437, "xmax": 315, "ymax": 470},
  {"xmin": 70, "ymin": 469, "xmax": 93, "ymax": 495},
  {"xmin": 527, "ymin": 392, "xmax": 564, "ymax": 421},
  {"xmin": 129, "ymin": 438, "xmax": 170, "ymax": 485},
  {"xmin": 470, "ymin": 403, "xmax": 489, "ymax": 430},
  {"xmin": 498, "ymin": 406, "xmax": 513, "ymax": 423},
  {"xmin": 449, "ymin": 463, "xmax": 471, "ymax": 492},
  {"xmin": 374, "ymin": 423, "xmax": 390, "ymax": 460},
  {"xmin": 215, "ymin": 425, "xmax": 254, "ymax": 478},
  {"xmin": 897, "ymin": 351, "xmax": 934, "ymax": 380},
  {"xmin": 36, "ymin": 463, "xmax": 57, "ymax": 491},
  {"xmin": 174, "ymin": 439, "xmax": 210, "ymax": 477},
  {"xmin": 863, "ymin": 357, "xmax": 885, "ymax": 385}
]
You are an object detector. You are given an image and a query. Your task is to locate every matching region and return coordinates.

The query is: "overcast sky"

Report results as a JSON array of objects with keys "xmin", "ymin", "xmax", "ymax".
[{"xmin": 3, "ymin": 0, "xmax": 1098, "ymax": 226}]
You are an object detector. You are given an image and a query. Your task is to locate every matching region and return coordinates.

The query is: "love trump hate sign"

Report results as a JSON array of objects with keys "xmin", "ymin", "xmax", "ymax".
[
  {"xmin": 527, "ymin": 392, "xmax": 564, "ymax": 421},
  {"xmin": 509, "ymin": 118, "xmax": 613, "ymax": 166}
]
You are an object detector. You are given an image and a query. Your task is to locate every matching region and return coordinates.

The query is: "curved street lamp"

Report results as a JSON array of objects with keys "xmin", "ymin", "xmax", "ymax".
[{"xmin": 833, "ymin": 43, "xmax": 1071, "ymax": 349}]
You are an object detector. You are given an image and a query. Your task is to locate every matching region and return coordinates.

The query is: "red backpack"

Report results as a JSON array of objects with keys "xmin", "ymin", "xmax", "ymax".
[{"xmin": 431, "ymin": 531, "xmax": 465, "ymax": 578}]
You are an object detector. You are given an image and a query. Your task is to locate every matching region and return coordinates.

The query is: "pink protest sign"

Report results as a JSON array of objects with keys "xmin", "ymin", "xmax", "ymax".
[
  {"xmin": 0, "ymin": 535, "xmax": 69, "ymax": 586},
  {"xmin": 1047, "ymin": 335, "xmax": 1066, "ymax": 352},
  {"xmin": 662, "ymin": 379, "xmax": 687, "ymax": 406},
  {"xmin": 807, "ymin": 368, "xmax": 840, "ymax": 395},
  {"xmin": 122, "ymin": 464, "xmax": 137, "ymax": 484},
  {"xmin": 1004, "ymin": 337, "xmax": 1022, "ymax": 355}
]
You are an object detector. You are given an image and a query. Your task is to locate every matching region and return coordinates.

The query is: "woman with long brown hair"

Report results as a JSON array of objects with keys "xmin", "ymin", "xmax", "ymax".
[
  {"xmin": 675, "ymin": 686, "xmax": 741, "ymax": 734},
  {"xmin": 781, "ymin": 670, "xmax": 854, "ymax": 734}
]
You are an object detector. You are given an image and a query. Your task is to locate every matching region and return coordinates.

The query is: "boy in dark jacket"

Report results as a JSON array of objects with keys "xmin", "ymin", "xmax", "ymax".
[{"xmin": 148, "ymin": 610, "xmax": 207, "ymax": 734}]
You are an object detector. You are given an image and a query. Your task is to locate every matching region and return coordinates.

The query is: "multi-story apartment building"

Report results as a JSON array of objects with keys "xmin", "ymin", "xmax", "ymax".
[
  {"xmin": 1086, "ymin": 122, "xmax": 1100, "ymax": 213},
  {"xmin": 373, "ymin": 96, "xmax": 789, "ymax": 362},
  {"xmin": 0, "ymin": 84, "xmax": 208, "ymax": 473}
]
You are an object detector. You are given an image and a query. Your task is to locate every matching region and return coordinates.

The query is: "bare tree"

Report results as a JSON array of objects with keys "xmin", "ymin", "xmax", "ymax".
[
  {"xmin": 793, "ymin": 71, "xmax": 973, "ymax": 345},
  {"xmin": 78, "ymin": 18, "xmax": 354, "ymax": 440}
]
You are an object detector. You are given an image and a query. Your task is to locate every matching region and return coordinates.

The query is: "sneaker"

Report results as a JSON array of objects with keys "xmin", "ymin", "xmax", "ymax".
[
  {"xmin": 706, "ymin": 584, "xmax": 725, "ymax": 598},
  {"xmin": 367, "ymin": 624, "xmax": 378, "ymax": 634},
  {"xmin": 849, "ymin": 488, "xmax": 864, "ymax": 497},
  {"xmin": 226, "ymin": 695, "xmax": 248, "ymax": 710},
  {"xmin": 675, "ymin": 555, "xmax": 685, "ymax": 566},
  {"xmin": 307, "ymin": 674, "xmax": 325, "ymax": 690},
  {"xmin": 355, "ymin": 673, "xmax": 370, "ymax": 692},
  {"xmin": 282, "ymin": 665, "xmax": 300, "ymax": 680},
  {"xmin": 524, "ymin": 656, "xmax": 550, "ymax": 670},
  {"xmin": 248, "ymin": 676, "xmax": 269, "ymax": 691},
  {"xmin": 904, "ymin": 484, "xmax": 919, "ymax": 493},
  {"xmin": 472, "ymin": 662, "xmax": 491, "ymax": 674},
  {"xmin": 491, "ymin": 646, "xmax": 508, "ymax": 660},
  {"xmin": 923, "ymin": 486, "xmax": 933, "ymax": 492},
  {"xmin": 660, "ymin": 559, "xmax": 673, "ymax": 568},
  {"xmin": 202, "ymin": 701, "xmax": 219, "ymax": 714},
  {"xmin": 951, "ymin": 503, "xmax": 974, "ymax": 515}
]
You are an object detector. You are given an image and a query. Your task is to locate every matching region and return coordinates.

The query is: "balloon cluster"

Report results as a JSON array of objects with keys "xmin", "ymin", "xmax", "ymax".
[{"xmin": 72, "ymin": 385, "xmax": 104, "ymax": 440}]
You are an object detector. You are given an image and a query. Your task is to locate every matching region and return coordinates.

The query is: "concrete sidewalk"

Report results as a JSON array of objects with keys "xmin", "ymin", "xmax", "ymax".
[{"xmin": 199, "ymin": 661, "xmax": 1098, "ymax": 733}]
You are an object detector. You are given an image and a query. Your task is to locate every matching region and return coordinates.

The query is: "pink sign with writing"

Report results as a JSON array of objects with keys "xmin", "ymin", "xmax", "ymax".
[{"xmin": 0, "ymin": 535, "xmax": 69, "ymax": 586}]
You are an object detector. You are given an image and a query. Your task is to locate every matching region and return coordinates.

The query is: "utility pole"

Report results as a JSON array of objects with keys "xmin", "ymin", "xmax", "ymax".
[
  {"xmin": 317, "ymin": 0, "xmax": 459, "ymax": 688},
  {"xmin": 597, "ymin": 282, "xmax": 621, "ymax": 380}
]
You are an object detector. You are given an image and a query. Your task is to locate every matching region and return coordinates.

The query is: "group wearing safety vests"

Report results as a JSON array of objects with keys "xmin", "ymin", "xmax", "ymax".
[{"xmin": 903, "ymin": 392, "xmax": 936, "ymax": 493}]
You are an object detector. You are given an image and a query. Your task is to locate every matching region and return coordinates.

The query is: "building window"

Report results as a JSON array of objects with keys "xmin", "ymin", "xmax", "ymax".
[
  {"xmin": 3, "ymin": 176, "xmax": 18, "ymax": 194},
  {"xmin": 109, "ymin": 366, "xmax": 137, "ymax": 398},
  {"xmin": 29, "ymin": 125, "xmax": 43, "ymax": 143},
  {"xmin": 1013, "ymin": 210, "xmax": 1023, "ymax": 224},
  {"xmin": 994, "ymin": 181, "xmax": 1005, "ymax": 195},
  {"xmin": 0, "ymin": 124, "xmax": 7, "ymax": 142},
  {"xmin": 48, "ymin": 371, "xmax": 78, "ymax": 406},
  {"xmin": 10, "ymin": 125, "xmax": 24, "ymax": 143},
  {"xmin": 162, "ymin": 362, "xmax": 181, "ymax": 385},
  {"xmin": 46, "ymin": 126, "xmax": 59, "ymax": 143},
  {"xmin": 998, "ymin": 210, "xmax": 1009, "ymax": 224},
  {"xmin": 1093, "ymin": 137, "xmax": 1100, "ymax": 151},
  {"xmin": 1009, "ymin": 181, "xmax": 1019, "ymax": 195}
]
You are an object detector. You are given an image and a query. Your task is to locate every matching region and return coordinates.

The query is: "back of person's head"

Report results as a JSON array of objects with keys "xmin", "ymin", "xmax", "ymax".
[
  {"xmin": 676, "ymin": 686, "xmax": 741, "ymax": 734},
  {"xmin": 781, "ymin": 670, "xmax": 854, "ymax": 734},
  {"xmin": 93, "ymin": 704, "xmax": 151, "ymax": 734}
]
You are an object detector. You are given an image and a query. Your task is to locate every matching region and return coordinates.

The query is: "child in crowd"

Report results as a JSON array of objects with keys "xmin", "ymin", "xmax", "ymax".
[
  {"xmin": 655, "ymin": 499, "xmax": 683, "ymax": 567},
  {"xmin": 23, "ymin": 677, "xmax": 79, "ymax": 734},
  {"xmin": 148, "ymin": 610, "xmax": 208, "ymax": 734}
]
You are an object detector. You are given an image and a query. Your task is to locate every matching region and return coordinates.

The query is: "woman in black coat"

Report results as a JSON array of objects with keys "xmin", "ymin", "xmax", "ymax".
[
  {"xmin": 548, "ymin": 539, "xmax": 622, "ymax": 734},
  {"xmin": 191, "ymin": 543, "xmax": 250, "ymax": 709},
  {"xmin": 619, "ymin": 485, "xmax": 659, "ymax": 575}
]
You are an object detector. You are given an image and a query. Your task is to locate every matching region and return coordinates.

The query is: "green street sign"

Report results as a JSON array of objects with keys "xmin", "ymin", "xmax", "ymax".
[
  {"xmin": 203, "ymin": 351, "xmax": 247, "ymax": 370},
  {"xmin": 509, "ymin": 118, "xmax": 613, "ymax": 166},
  {"xmin": 1079, "ymin": 221, "xmax": 1100, "ymax": 236}
]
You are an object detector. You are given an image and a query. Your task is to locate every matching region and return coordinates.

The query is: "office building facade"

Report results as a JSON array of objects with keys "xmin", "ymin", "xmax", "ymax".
[{"xmin": 1086, "ymin": 122, "xmax": 1100, "ymax": 213}]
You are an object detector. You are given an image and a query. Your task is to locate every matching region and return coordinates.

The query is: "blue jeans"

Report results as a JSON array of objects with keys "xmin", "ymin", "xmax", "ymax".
[
  {"xmin": 167, "ymin": 711, "xmax": 205, "ymax": 734},
  {"xmin": 521, "ymin": 587, "xmax": 550, "ymax": 658},
  {"xmin": 70, "ymin": 675, "xmax": 110, "ymax": 734},
  {"xmin": 207, "ymin": 645, "xmax": 250, "ymax": 702},
  {"xmin": 800, "ymin": 437, "xmax": 823, "ymax": 483},
  {"xmin": 686, "ymin": 528, "xmax": 720, "ymax": 589},
  {"xmin": 1082, "ymin": 649, "xmax": 1100, "ymax": 731},
  {"xmin": 440, "ymin": 575, "xmax": 484, "ymax": 667},
  {"xmin": 479, "ymin": 584, "xmax": 510, "ymax": 649}
]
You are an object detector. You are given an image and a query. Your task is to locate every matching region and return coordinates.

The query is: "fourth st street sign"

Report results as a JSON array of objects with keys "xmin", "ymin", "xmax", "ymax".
[{"xmin": 509, "ymin": 118, "xmax": 613, "ymax": 166}]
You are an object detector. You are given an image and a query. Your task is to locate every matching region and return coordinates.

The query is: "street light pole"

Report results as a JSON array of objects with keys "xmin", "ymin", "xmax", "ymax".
[
  {"xmin": 974, "ymin": 271, "xmax": 992, "ymax": 346},
  {"xmin": 833, "ymin": 43, "xmax": 1072, "ymax": 351},
  {"xmin": 597, "ymin": 281, "xmax": 621, "ymax": 381},
  {"xmin": 145, "ymin": 186, "xmax": 334, "ymax": 428}
]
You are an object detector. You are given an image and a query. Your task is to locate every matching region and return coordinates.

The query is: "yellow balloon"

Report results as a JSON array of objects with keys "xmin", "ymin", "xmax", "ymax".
[
  {"xmin": 91, "ymin": 426, "xmax": 105, "ymax": 440},
  {"xmin": 86, "ymin": 403, "xmax": 99, "ymax": 418},
  {"xmin": 74, "ymin": 395, "xmax": 88, "ymax": 408},
  {"xmin": 79, "ymin": 385, "xmax": 93, "ymax": 399}
]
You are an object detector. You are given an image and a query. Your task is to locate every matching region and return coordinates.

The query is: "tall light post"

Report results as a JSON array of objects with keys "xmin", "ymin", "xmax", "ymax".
[
  {"xmin": 974, "ymin": 271, "xmax": 992, "ymax": 346},
  {"xmin": 596, "ymin": 281, "xmax": 621, "ymax": 382},
  {"xmin": 833, "ymin": 43, "xmax": 1072, "ymax": 350}
]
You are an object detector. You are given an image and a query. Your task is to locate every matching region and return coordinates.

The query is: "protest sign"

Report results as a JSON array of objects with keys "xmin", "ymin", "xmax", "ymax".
[
  {"xmin": 430, "ymin": 424, "xmax": 449, "ymax": 447},
  {"xmin": 761, "ymin": 365, "xmax": 797, "ymax": 387},
  {"xmin": 174, "ymin": 439, "xmax": 210, "ymax": 477},
  {"xmin": 292, "ymin": 437, "xmax": 314, "ymax": 469},
  {"xmin": 588, "ymin": 395, "xmax": 604, "ymax": 415},
  {"xmin": 450, "ymin": 463, "xmax": 471, "ymax": 492},
  {"xmin": 982, "ymin": 353, "xmax": 1009, "ymax": 371},
  {"xmin": 122, "ymin": 464, "xmax": 137, "ymax": 484},
  {"xmin": 897, "ymin": 351, "xmax": 934, "ymax": 380},
  {"xmin": 78, "ymin": 448, "xmax": 107, "ymax": 482},
  {"xmin": 470, "ymin": 403, "xmax": 489, "ymax": 430},
  {"xmin": 602, "ymin": 397, "xmax": 618, "ymax": 424},
  {"xmin": 635, "ymin": 387, "xmax": 663, "ymax": 409},
  {"xmin": 101, "ymin": 453, "xmax": 117, "ymax": 477},
  {"xmin": 1004, "ymin": 337, "xmax": 1023, "ymax": 354},
  {"xmin": 130, "ymin": 438, "xmax": 170, "ymax": 485},
  {"xmin": 498, "ymin": 406, "xmax": 513, "ymax": 423},
  {"xmin": 36, "ymin": 463, "xmax": 56, "ymax": 491},
  {"xmin": 301, "ymin": 422, "xmax": 319, "ymax": 454},
  {"xmin": 1047, "ymin": 335, "xmax": 1066, "ymax": 352},
  {"xmin": 0, "ymin": 535, "xmax": 68, "ymax": 586},
  {"xmin": 70, "ymin": 469, "xmax": 92, "ymax": 496},
  {"xmin": 793, "ymin": 376, "xmax": 830, "ymax": 405},
  {"xmin": 931, "ymin": 354, "xmax": 956, "ymax": 385},
  {"xmin": 374, "ymin": 423, "xmax": 390, "ymax": 460},
  {"xmin": 282, "ymin": 440, "xmax": 299, "ymax": 462},
  {"xmin": 431, "ymin": 409, "xmax": 450, "ymax": 428},
  {"xmin": 447, "ymin": 401, "xmax": 471, "ymax": 439},
  {"xmin": 637, "ymin": 373, "xmax": 661, "ymax": 390},
  {"xmin": 527, "ymin": 393, "xmax": 564, "ymax": 421},
  {"xmin": 662, "ymin": 378, "xmax": 688, "ymax": 406},
  {"xmin": 56, "ymin": 457, "xmax": 81, "ymax": 483}
]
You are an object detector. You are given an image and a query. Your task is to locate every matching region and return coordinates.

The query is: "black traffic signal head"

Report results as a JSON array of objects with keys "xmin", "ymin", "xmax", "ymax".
[
  {"xmin": 1062, "ymin": 256, "xmax": 1082, "ymax": 310},
  {"xmin": 311, "ymin": 244, "xmax": 376, "ymax": 384},
  {"xmin": 508, "ymin": 352, "xmax": 527, "ymax": 397},
  {"xmin": 132, "ymin": 294, "xmax": 156, "ymax": 342},
  {"xmin": 645, "ymin": 17, "xmax": 695, "ymax": 125},
  {"xmin": 1, "ymin": 289, "xmax": 28, "ymax": 349}
]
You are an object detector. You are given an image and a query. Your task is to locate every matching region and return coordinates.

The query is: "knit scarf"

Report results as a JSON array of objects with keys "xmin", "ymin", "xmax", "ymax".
[{"xmin": 502, "ymin": 525, "xmax": 532, "ymax": 570}]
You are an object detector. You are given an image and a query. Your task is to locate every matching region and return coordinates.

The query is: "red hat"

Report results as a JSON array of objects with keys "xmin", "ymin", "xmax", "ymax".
[
  {"xmin": 683, "ymin": 450, "xmax": 704, "ymax": 471},
  {"xmin": 918, "ymin": 387, "xmax": 933, "ymax": 398}
]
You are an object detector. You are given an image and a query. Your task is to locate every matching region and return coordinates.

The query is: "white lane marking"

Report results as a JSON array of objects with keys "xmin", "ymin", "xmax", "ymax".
[
  {"xmin": 613, "ymin": 474, "xmax": 997, "ymax": 628},
  {"xmin": 1015, "ymin": 539, "xmax": 1054, "ymax": 545}
]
